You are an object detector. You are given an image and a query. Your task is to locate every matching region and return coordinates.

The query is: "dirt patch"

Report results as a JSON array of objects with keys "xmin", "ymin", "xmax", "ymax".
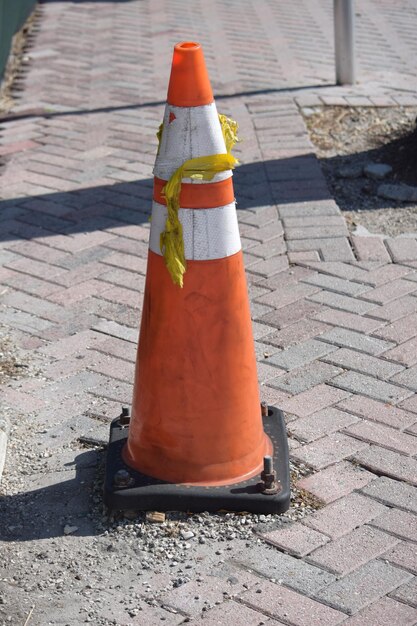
[
  {"xmin": 0, "ymin": 335, "xmax": 30, "ymax": 384},
  {"xmin": 304, "ymin": 106, "xmax": 417, "ymax": 236}
]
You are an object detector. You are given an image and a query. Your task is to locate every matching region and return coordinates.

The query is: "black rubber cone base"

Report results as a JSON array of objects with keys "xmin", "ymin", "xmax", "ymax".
[{"xmin": 104, "ymin": 406, "xmax": 290, "ymax": 514}]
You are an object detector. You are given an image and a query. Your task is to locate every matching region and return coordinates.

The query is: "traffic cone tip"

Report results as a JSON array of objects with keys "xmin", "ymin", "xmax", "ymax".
[{"xmin": 167, "ymin": 41, "xmax": 213, "ymax": 107}]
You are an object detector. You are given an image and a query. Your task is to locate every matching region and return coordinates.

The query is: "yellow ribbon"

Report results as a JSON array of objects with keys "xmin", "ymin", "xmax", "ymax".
[{"xmin": 156, "ymin": 114, "xmax": 239, "ymax": 287}]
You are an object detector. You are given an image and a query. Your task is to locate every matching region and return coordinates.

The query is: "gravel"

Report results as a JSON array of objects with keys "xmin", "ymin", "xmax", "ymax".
[
  {"xmin": 0, "ymin": 334, "xmax": 322, "ymax": 625},
  {"xmin": 304, "ymin": 106, "xmax": 417, "ymax": 237}
]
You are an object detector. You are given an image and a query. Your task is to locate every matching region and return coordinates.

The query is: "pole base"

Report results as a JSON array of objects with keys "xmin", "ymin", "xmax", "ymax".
[{"xmin": 103, "ymin": 406, "xmax": 290, "ymax": 514}]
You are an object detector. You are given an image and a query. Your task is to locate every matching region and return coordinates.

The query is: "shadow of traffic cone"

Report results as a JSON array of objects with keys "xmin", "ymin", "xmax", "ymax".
[{"xmin": 104, "ymin": 42, "xmax": 290, "ymax": 513}]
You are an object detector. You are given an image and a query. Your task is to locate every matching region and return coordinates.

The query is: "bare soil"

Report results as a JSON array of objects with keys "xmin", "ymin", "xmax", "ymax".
[{"xmin": 304, "ymin": 106, "xmax": 417, "ymax": 236}]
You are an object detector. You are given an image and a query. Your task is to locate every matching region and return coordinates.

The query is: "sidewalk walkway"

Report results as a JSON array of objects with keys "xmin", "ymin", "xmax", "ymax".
[{"xmin": 1, "ymin": 1, "xmax": 416, "ymax": 624}]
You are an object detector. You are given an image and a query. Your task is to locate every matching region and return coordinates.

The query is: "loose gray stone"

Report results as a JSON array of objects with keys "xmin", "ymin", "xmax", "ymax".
[
  {"xmin": 336, "ymin": 164, "xmax": 363, "ymax": 179},
  {"xmin": 377, "ymin": 184, "xmax": 417, "ymax": 202},
  {"xmin": 364, "ymin": 163, "xmax": 393, "ymax": 180}
]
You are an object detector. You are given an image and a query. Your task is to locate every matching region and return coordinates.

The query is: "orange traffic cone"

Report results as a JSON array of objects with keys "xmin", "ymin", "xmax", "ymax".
[{"xmin": 104, "ymin": 42, "xmax": 290, "ymax": 513}]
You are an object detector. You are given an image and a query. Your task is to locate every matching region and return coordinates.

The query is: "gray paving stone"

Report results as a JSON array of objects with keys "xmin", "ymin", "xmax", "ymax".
[
  {"xmin": 302, "ymin": 274, "xmax": 369, "ymax": 296},
  {"xmin": 269, "ymin": 361, "xmax": 342, "ymax": 394},
  {"xmin": 318, "ymin": 328, "xmax": 395, "ymax": 355},
  {"xmin": 315, "ymin": 559, "xmax": 413, "ymax": 615},
  {"xmin": 331, "ymin": 371, "xmax": 412, "ymax": 403},
  {"xmin": 322, "ymin": 348, "xmax": 404, "ymax": 380},
  {"xmin": 233, "ymin": 544, "xmax": 337, "ymax": 597},
  {"xmin": 390, "ymin": 577, "xmax": 417, "ymax": 608},
  {"xmin": 391, "ymin": 365, "xmax": 417, "ymax": 392},
  {"xmin": 361, "ymin": 477, "xmax": 417, "ymax": 514},
  {"xmin": 307, "ymin": 291, "xmax": 373, "ymax": 315},
  {"xmin": 353, "ymin": 446, "xmax": 417, "ymax": 486},
  {"xmin": 266, "ymin": 339, "xmax": 338, "ymax": 371}
]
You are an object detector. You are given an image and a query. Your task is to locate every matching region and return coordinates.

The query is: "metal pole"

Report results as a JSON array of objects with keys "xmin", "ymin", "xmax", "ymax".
[{"xmin": 334, "ymin": 0, "xmax": 356, "ymax": 85}]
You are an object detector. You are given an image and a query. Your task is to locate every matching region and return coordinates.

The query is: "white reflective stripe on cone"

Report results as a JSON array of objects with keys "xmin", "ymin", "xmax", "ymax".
[
  {"xmin": 149, "ymin": 201, "xmax": 241, "ymax": 261},
  {"xmin": 154, "ymin": 102, "xmax": 232, "ymax": 184}
]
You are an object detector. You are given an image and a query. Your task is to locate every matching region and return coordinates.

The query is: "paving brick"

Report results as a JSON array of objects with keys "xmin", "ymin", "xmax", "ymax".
[
  {"xmin": 353, "ymin": 446, "xmax": 417, "ymax": 486},
  {"xmin": 243, "ymin": 223, "xmax": 284, "ymax": 243},
  {"xmin": 37, "ymin": 330, "xmax": 105, "ymax": 359},
  {"xmin": 264, "ymin": 318, "xmax": 329, "ymax": 349},
  {"xmin": 270, "ymin": 362, "xmax": 343, "ymax": 395},
  {"xmin": 331, "ymin": 371, "xmax": 411, "ymax": 403},
  {"xmin": 343, "ymin": 596, "xmax": 417, "ymax": 626},
  {"xmin": 288, "ymin": 250, "xmax": 321, "ymax": 263},
  {"xmin": 86, "ymin": 352, "xmax": 135, "ymax": 382},
  {"xmin": 288, "ymin": 237, "xmax": 355, "ymax": 262},
  {"xmin": 285, "ymin": 225, "xmax": 348, "ymax": 240},
  {"xmin": 307, "ymin": 526, "xmax": 399, "ymax": 576},
  {"xmin": 159, "ymin": 574, "xmax": 255, "ymax": 616},
  {"xmin": 198, "ymin": 599, "xmax": 278, "ymax": 626},
  {"xmin": 291, "ymin": 433, "xmax": 368, "ymax": 470},
  {"xmin": 323, "ymin": 348, "xmax": 404, "ymax": 380},
  {"xmin": 361, "ymin": 476, "xmax": 417, "ymax": 514},
  {"xmin": 337, "ymin": 395, "xmax": 416, "ymax": 430},
  {"xmin": 266, "ymin": 340, "xmax": 338, "ymax": 372},
  {"xmin": 5, "ymin": 256, "xmax": 66, "ymax": 282},
  {"xmin": 261, "ymin": 522, "xmax": 329, "ymax": 557},
  {"xmin": 234, "ymin": 543, "xmax": 337, "ymax": 597},
  {"xmin": 303, "ymin": 493, "xmax": 385, "ymax": 539},
  {"xmin": 391, "ymin": 365, "xmax": 417, "ymax": 392},
  {"xmin": 101, "ymin": 285, "xmax": 141, "ymax": 308},
  {"xmin": 3, "ymin": 272, "xmax": 63, "ymax": 298},
  {"xmin": 368, "ymin": 295, "xmax": 417, "ymax": 322},
  {"xmin": 300, "ymin": 261, "xmax": 373, "ymax": 284},
  {"xmin": 351, "ymin": 237, "xmax": 392, "ymax": 263},
  {"xmin": 399, "ymin": 395, "xmax": 417, "ymax": 414},
  {"xmin": 258, "ymin": 385, "xmax": 292, "ymax": 409},
  {"xmin": 239, "ymin": 580, "xmax": 345, "ymax": 625},
  {"xmin": 1, "ymin": 291, "xmax": 66, "ymax": 323},
  {"xmin": 383, "ymin": 542, "xmax": 417, "ymax": 575},
  {"xmin": 91, "ymin": 320, "xmax": 139, "ymax": 343},
  {"xmin": 307, "ymin": 291, "xmax": 375, "ymax": 315},
  {"xmin": 382, "ymin": 336, "xmax": 417, "ymax": 366},
  {"xmin": 405, "ymin": 422, "xmax": 417, "ymax": 436},
  {"xmin": 280, "ymin": 384, "xmax": 350, "ymax": 418},
  {"xmin": 0, "ymin": 307, "xmax": 53, "ymax": 335},
  {"xmin": 297, "ymin": 461, "xmax": 374, "ymax": 504},
  {"xmin": 46, "ymin": 279, "xmax": 110, "ymax": 305},
  {"xmin": 92, "ymin": 337, "xmax": 137, "ymax": 363},
  {"xmin": 344, "ymin": 421, "xmax": 417, "ymax": 456},
  {"xmin": 385, "ymin": 238, "xmax": 417, "ymax": 263},
  {"xmin": 278, "ymin": 201, "xmax": 340, "ymax": 219},
  {"xmin": 252, "ymin": 321, "xmax": 278, "ymax": 341},
  {"xmin": 315, "ymin": 559, "xmax": 413, "ymax": 615},
  {"xmin": 249, "ymin": 236, "xmax": 287, "ymax": 259},
  {"xmin": 365, "ymin": 264, "xmax": 414, "ymax": 286},
  {"xmin": 256, "ymin": 361, "xmax": 286, "ymax": 383},
  {"xmin": 1, "ymin": 387, "xmax": 47, "ymax": 413},
  {"xmin": 360, "ymin": 279, "xmax": 417, "ymax": 305},
  {"xmin": 259, "ymin": 299, "xmax": 323, "ymax": 329},
  {"xmin": 247, "ymin": 255, "xmax": 289, "ymax": 277},
  {"xmin": 390, "ymin": 577, "xmax": 417, "ymax": 608},
  {"xmin": 370, "ymin": 508, "xmax": 417, "ymax": 542},
  {"xmin": 313, "ymin": 308, "xmax": 384, "ymax": 333},
  {"xmin": 302, "ymin": 274, "xmax": 369, "ymax": 297},
  {"xmin": 318, "ymin": 328, "xmax": 395, "ymax": 355},
  {"xmin": 288, "ymin": 407, "xmax": 359, "ymax": 443},
  {"xmin": 255, "ymin": 282, "xmax": 319, "ymax": 308}
]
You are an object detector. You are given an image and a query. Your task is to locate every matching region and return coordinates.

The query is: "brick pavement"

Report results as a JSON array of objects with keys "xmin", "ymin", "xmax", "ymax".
[{"xmin": 1, "ymin": 1, "xmax": 417, "ymax": 624}]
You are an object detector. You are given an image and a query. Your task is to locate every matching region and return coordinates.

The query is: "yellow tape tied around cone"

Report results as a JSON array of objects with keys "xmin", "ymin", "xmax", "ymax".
[{"xmin": 156, "ymin": 114, "xmax": 239, "ymax": 287}]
